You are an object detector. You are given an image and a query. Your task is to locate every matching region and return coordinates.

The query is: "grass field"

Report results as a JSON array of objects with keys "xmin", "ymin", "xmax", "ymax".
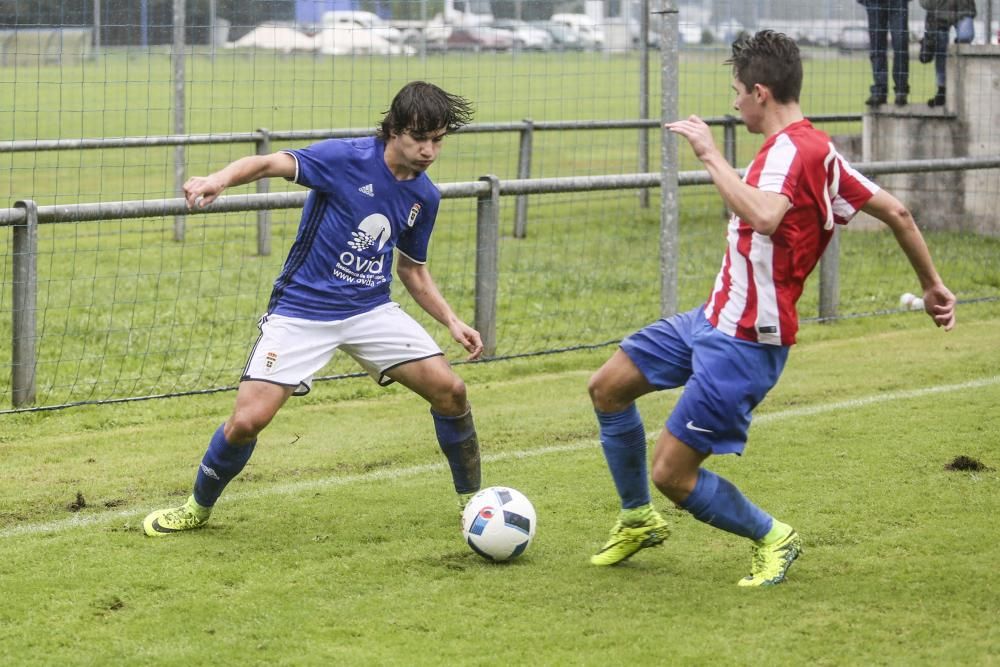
[{"xmin": 1, "ymin": 300, "xmax": 997, "ymax": 665}]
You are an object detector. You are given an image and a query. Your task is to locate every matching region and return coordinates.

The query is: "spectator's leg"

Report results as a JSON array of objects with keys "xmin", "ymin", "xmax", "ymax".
[
  {"xmin": 866, "ymin": 5, "xmax": 889, "ymax": 105},
  {"xmin": 889, "ymin": 0, "xmax": 909, "ymax": 103},
  {"xmin": 929, "ymin": 25, "xmax": 949, "ymax": 107}
]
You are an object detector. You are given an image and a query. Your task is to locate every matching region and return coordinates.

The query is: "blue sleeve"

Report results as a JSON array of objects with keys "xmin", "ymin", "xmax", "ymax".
[
  {"xmin": 285, "ymin": 139, "xmax": 347, "ymax": 193},
  {"xmin": 396, "ymin": 195, "xmax": 439, "ymax": 263}
]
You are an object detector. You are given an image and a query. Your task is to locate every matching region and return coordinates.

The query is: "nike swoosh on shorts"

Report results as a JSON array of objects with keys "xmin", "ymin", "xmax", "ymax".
[{"xmin": 685, "ymin": 420, "xmax": 714, "ymax": 433}]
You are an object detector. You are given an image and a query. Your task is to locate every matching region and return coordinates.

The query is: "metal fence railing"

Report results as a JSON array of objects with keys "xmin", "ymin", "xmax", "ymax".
[
  {"xmin": 4, "ymin": 153, "xmax": 999, "ymax": 409},
  {"xmin": 0, "ymin": 114, "xmax": 864, "ymax": 251}
]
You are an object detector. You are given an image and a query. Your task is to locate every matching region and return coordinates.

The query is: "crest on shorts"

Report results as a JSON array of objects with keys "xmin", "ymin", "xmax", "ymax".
[
  {"xmin": 264, "ymin": 351, "xmax": 278, "ymax": 372},
  {"xmin": 406, "ymin": 202, "xmax": 421, "ymax": 227}
]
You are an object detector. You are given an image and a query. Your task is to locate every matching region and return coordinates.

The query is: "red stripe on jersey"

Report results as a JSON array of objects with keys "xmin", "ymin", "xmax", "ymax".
[{"xmin": 705, "ymin": 120, "xmax": 877, "ymax": 346}]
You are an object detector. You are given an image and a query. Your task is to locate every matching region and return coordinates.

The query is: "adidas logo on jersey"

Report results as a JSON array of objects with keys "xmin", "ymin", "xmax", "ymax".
[{"xmin": 359, "ymin": 183, "xmax": 375, "ymax": 197}]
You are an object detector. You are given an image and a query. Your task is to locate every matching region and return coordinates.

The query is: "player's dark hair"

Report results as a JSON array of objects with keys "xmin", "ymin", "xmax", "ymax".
[
  {"xmin": 726, "ymin": 30, "xmax": 802, "ymax": 104},
  {"xmin": 377, "ymin": 81, "xmax": 474, "ymax": 139}
]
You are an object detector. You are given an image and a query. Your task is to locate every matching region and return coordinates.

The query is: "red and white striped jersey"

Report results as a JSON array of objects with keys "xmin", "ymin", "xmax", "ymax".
[{"xmin": 704, "ymin": 119, "xmax": 878, "ymax": 346}]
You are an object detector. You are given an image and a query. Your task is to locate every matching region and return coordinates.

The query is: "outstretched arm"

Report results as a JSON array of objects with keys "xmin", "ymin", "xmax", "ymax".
[
  {"xmin": 183, "ymin": 152, "xmax": 297, "ymax": 209},
  {"xmin": 862, "ymin": 189, "xmax": 956, "ymax": 330},
  {"xmin": 666, "ymin": 115, "xmax": 790, "ymax": 235},
  {"xmin": 396, "ymin": 253, "xmax": 484, "ymax": 360}
]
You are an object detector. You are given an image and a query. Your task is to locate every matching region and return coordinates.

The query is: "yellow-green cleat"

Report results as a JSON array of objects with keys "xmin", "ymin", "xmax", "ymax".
[
  {"xmin": 590, "ymin": 507, "xmax": 669, "ymax": 566},
  {"xmin": 738, "ymin": 528, "xmax": 802, "ymax": 587},
  {"xmin": 458, "ymin": 491, "xmax": 477, "ymax": 513},
  {"xmin": 143, "ymin": 495, "xmax": 212, "ymax": 537},
  {"xmin": 457, "ymin": 491, "xmax": 477, "ymax": 529}
]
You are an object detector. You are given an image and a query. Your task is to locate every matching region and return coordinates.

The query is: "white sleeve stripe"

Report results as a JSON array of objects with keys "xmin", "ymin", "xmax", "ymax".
[
  {"xmin": 756, "ymin": 133, "xmax": 797, "ymax": 194},
  {"xmin": 749, "ymin": 233, "xmax": 782, "ymax": 345},
  {"xmin": 279, "ymin": 150, "xmax": 300, "ymax": 183},
  {"xmin": 837, "ymin": 156, "xmax": 879, "ymax": 194},
  {"xmin": 396, "ymin": 248, "xmax": 426, "ymax": 265}
]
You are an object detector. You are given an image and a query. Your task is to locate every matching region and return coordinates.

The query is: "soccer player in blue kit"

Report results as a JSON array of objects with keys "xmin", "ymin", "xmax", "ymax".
[{"xmin": 143, "ymin": 82, "xmax": 483, "ymax": 536}]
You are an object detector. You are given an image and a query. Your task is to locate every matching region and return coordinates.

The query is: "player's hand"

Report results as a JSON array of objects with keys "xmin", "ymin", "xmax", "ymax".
[
  {"xmin": 922, "ymin": 284, "xmax": 956, "ymax": 331},
  {"xmin": 182, "ymin": 175, "xmax": 226, "ymax": 209},
  {"xmin": 450, "ymin": 321, "xmax": 484, "ymax": 361},
  {"xmin": 665, "ymin": 115, "xmax": 719, "ymax": 161}
]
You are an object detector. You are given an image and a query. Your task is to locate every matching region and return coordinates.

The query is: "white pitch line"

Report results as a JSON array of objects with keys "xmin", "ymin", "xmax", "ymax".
[{"xmin": 3, "ymin": 375, "xmax": 997, "ymax": 539}]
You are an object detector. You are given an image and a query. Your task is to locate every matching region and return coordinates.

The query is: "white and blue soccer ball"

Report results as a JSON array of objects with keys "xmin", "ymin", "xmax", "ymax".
[{"xmin": 461, "ymin": 486, "xmax": 536, "ymax": 562}]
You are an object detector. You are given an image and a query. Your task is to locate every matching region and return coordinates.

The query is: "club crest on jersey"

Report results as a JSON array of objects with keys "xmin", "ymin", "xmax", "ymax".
[
  {"xmin": 406, "ymin": 202, "xmax": 421, "ymax": 228},
  {"xmin": 264, "ymin": 351, "xmax": 278, "ymax": 372}
]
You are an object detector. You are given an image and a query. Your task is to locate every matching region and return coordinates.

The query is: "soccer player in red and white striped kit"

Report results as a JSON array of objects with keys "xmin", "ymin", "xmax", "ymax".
[{"xmin": 588, "ymin": 30, "xmax": 956, "ymax": 584}]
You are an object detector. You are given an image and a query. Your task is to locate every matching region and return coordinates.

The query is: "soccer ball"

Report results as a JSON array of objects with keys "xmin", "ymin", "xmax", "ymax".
[{"xmin": 461, "ymin": 486, "xmax": 536, "ymax": 562}]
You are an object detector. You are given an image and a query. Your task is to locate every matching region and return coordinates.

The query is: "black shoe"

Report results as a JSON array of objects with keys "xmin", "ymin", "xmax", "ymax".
[
  {"xmin": 928, "ymin": 87, "xmax": 945, "ymax": 108},
  {"xmin": 918, "ymin": 34, "xmax": 935, "ymax": 63},
  {"xmin": 894, "ymin": 93, "xmax": 908, "ymax": 106},
  {"xmin": 865, "ymin": 94, "xmax": 887, "ymax": 107}
]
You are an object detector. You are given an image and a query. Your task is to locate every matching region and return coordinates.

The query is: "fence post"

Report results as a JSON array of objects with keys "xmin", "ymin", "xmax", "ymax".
[
  {"xmin": 475, "ymin": 175, "xmax": 500, "ymax": 357},
  {"xmin": 12, "ymin": 200, "xmax": 38, "ymax": 407},
  {"xmin": 722, "ymin": 114, "xmax": 737, "ymax": 166},
  {"xmin": 255, "ymin": 128, "xmax": 272, "ymax": 256},
  {"xmin": 722, "ymin": 114, "xmax": 737, "ymax": 220},
  {"xmin": 819, "ymin": 225, "xmax": 840, "ymax": 322},
  {"xmin": 639, "ymin": 0, "xmax": 651, "ymax": 209},
  {"xmin": 512, "ymin": 119, "xmax": 533, "ymax": 239},
  {"xmin": 658, "ymin": 0, "xmax": 680, "ymax": 318},
  {"xmin": 172, "ymin": 0, "xmax": 186, "ymax": 243}
]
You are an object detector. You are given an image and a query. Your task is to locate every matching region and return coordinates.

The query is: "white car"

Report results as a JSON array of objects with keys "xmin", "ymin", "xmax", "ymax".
[
  {"xmin": 491, "ymin": 19, "xmax": 553, "ymax": 51},
  {"xmin": 315, "ymin": 23, "xmax": 407, "ymax": 55},
  {"xmin": 228, "ymin": 22, "xmax": 317, "ymax": 53},
  {"xmin": 549, "ymin": 13, "xmax": 605, "ymax": 49},
  {"xmin": 322, "ymin": 10, "xmax": 403, "ymax": 45}
]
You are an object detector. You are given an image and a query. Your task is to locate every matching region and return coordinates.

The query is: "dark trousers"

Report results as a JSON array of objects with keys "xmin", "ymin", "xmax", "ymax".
[{"xmin": 866, "ymin": 0, "xmax": 910, "ymax": 95}]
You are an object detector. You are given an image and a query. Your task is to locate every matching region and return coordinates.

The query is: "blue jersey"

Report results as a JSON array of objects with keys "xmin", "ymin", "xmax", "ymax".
[{"xmin": 267, "ymin": 136, "xmax": 440, "ymax": 320}]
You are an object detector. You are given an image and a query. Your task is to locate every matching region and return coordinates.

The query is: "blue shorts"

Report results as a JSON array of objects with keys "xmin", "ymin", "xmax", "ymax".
[{"xmin": 620, "ymin": 307, "xmax": 789, "ymax": 455}]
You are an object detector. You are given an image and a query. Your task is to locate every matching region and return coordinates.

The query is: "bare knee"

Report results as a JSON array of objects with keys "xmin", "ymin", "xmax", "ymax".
[
  {"xmin": 588, "ymin": 372, "xmax": 625, "ymax": 413},
  {"xmin": 588, "ymin": 351, "xmax": 649, "ymax": 413},
  {"xmin": 650, "ymin": 461, "xmax": 690, "ymax": 503},
  {"xmin": 650, "ymin": 439, "xmax": 705, "ymax": 505},
  {"xmin": 430, "ymin": 375, "xmax": 468, "ymax": 416},
  {"xmin": 225, "ymin": 408, "xmax": 273, "ymax": 443}
]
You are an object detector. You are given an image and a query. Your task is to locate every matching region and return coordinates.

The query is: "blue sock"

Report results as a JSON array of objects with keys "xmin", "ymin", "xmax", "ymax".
[
  {"xmin": 432, "ymin": 409, "xmax": 481, "ymax": 494},
  {"xmin": 680, "ymin": 468, "xmax": 773, "ymax": 540},
  {"xmin": 193, "ymin": 424, "xmax": 256, "ymax": 507},
  {"xmin": 596, "ymin": 405, "xmax": 650, "ymax": 510}
]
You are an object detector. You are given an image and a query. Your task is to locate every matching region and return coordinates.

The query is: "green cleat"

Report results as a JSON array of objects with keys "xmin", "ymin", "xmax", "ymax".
[
  {"xmin": 737, "ymin": 529, "xmax": 802, "ymax": 587},
  {"xmin": 590, "ymin": 508, "xmax": 670, "ymax": 566},
  {"xmin": 143, "ymin": 495, "xmax": 212, "ymax": 537},
  {"xmin": 458, "ymin": 491, "xmax": 477, "ymax": 513}
]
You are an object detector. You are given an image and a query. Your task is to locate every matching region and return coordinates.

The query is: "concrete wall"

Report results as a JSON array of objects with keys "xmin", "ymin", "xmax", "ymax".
[{"xmin": 862, "ymin": 45, "xmax": 1000, "ymax": 236}]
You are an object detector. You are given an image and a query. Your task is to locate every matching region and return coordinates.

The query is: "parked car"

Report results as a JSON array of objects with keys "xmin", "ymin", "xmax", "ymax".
[
  {"xmin": 531, "ymin": 20, "xmax": 585, "ymax": 50},
  {"xmin": 838, "ymin": 25, "xmax": 869, "ymax": 53},
  {"xmin": 314, "ymin": 22, "xmax": 407, "ymax": 55},
  {"xmin": 228, "ymin": 22, "xmax": 317, "ymax": 53},
  {"xmin": 322, "ymin": 10, "xmax": 403, "ymax": 45},
  {"xmin": 445, "ymin": 25, "xmax": 514, "ymax": 51},
  {"xmin": 549, "ymin": 13, "xmax": 605, "ymax": 49},
  {"xmin": 490, "ymin": 19, "xmax": 553, "ymax": 51},
  {"xmin": 401, "ymin": 20, "xmax": 452, "ymax": 51}
]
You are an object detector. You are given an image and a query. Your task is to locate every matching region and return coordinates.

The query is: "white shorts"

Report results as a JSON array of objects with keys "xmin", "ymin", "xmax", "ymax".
[{"xmin": 242, "ymin": 302, "xmax": 443, "ymax": 395}]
